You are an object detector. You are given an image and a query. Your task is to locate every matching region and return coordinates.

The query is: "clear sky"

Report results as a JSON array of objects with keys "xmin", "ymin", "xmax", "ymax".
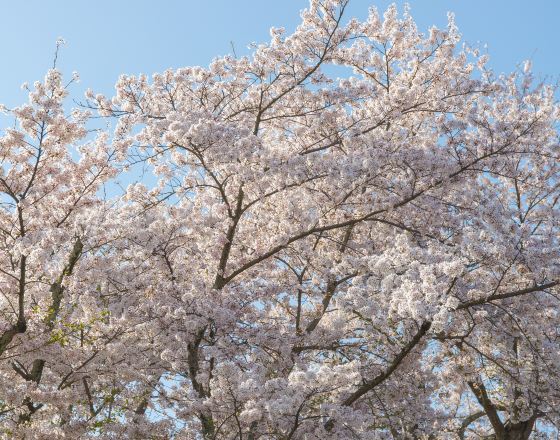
[{"xmin": 0, "ymin": 0, "xmax": 558, "ymax": 107}]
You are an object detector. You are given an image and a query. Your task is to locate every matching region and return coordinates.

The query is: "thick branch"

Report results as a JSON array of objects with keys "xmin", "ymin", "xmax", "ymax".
[
  {"xmin": 324, "ymin": 321, "xmax": 432, "ymax": 432},
  {"xmin": 341, "ymin": 321, "xmax": 432, "ymax": 407},
  {"xmin": 457, "ymin": 281, "xmax": 558, "ymax": 310},
  {"xmin": 187, "ymin": 327, "xmax": 215, "ymax": 438},
  {"xmin": 213, "ymin": 187, "xmax": 244, "ymax": 290},
  {"xmin": 45, "ymin": 238, "xmax": 84, "ymax": 328},
  {"xmin": 458, "ymin": 411, "xmax": 486, "ymax": 440},
  {"xmin": 0, "ymin": 255, "xmax": 28, "ymax": 356},
  {"xmin": 467, "ymin": 380, "xmax": 505, "ymax": 439},
  {"xmin": 305, "ymin": 273, "xmax": 356, "ymax": 333}
]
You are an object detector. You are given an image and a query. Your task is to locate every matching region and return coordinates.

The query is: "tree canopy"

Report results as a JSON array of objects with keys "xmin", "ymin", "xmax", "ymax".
[{"xmin": 0, "ymin": 1, "xmax": 559, "ymax": 438}]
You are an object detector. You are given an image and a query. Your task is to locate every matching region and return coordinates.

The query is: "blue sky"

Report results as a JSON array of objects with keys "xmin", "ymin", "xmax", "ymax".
[{"xmin": 0, "ymin": 1, "xmax": 558, "ymax": 107}]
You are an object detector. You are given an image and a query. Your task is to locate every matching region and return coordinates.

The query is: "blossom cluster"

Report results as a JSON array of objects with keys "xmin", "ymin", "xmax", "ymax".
[{"xmin": 0, "ymin": 1, "xmax": 558, "ymax": 439}]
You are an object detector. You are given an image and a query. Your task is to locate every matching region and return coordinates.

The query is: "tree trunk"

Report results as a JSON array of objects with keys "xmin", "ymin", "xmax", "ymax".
[{"xmin": 502, "ymin": 420, "xmax": 536, "ymax": 440}]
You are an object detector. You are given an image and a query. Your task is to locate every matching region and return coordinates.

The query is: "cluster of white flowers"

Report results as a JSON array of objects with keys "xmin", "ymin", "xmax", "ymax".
[{"xmin": 0, "ymin": 1, "xmax": 557, "ymax": 438}]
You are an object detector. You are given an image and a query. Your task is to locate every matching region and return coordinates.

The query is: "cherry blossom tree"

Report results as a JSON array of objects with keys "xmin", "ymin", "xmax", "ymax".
[{"xmin": 0, "ymin": 1, "xmax": 559, "ymax": 438}]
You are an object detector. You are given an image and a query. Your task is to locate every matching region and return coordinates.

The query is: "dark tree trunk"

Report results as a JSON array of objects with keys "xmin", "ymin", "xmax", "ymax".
[{"xmin": 502, "ymin": 419, "xmax": 536, "ymax": 440}]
